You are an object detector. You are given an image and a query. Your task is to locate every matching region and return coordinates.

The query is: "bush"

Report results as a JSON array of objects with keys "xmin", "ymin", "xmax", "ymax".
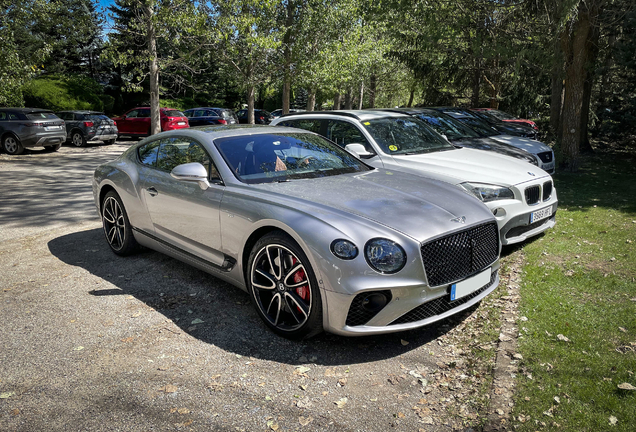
[{"xmin": 22, "ymin": 75, "xmax": 105, "ymax": 111}]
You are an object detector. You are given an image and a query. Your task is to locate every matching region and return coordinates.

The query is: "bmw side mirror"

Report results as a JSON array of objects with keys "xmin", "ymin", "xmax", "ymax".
[
  {"xmin": 344, "ymin": 143, "xmax": 376, "ymax": 159},
  {"xmin": 171, "ymin": 163, "xmax": 210, "ymax": 190}
]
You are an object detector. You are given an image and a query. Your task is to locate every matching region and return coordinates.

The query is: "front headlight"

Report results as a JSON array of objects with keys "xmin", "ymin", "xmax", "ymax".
[
  {"xmin": 364, "ymin": 238, "xmax": 406, "ymax": 274},
  {"xmin": 460, "ymin": 182, "xmax": 515, "ymax": 202}
]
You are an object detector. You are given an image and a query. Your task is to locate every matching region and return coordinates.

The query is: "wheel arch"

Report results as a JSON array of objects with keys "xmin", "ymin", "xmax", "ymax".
[{"xmin": 1, "ymin": 131, "xmax": 20, "ymax": 143}]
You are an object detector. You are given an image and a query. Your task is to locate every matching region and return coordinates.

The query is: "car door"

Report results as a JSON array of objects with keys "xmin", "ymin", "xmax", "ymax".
[
  {"xmin": 140, "ymin": 136, "xmax": 226, "ymax": 266},
  {"xmin": 135, "ymin": 109, "xmax": 151, "ymax": 134},
  {"xmin": 118, "ymin": 110, "xmax": 138, "ymax": 134}
]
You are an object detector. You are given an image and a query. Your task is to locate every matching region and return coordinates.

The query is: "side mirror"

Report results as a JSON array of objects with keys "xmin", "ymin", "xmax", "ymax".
[
  {"xmin": 345, "ymin": 143, "xmax": 376, "ymax": 159},
  {"xmin": 171, "ymin": 162, "xmax": 210, "ymax": 190}
]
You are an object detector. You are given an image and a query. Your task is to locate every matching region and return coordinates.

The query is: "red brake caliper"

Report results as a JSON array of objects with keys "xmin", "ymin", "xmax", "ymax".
[{"xmin": 291, "ymin": 257, "xmax": 310, "ymax": 310}]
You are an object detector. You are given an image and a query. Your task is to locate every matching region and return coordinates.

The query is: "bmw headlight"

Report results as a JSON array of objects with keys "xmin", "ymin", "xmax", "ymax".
[
  {"xmin": 364, "ymin": 238, "xmax": 406, "ymax": 274},
  {"xmin": 461, "ymin": 182, "xmax": 515, "ymax": 202}
]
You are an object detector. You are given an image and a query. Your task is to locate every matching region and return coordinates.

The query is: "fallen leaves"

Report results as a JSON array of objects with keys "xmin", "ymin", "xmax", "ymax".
[
  {"xmin": 556, "ymin": 334, "xmax": 571, "ymax": 342},
  {"xmin": 400, "ymin": 339, "xmax": 409, "ymax": 346},
  {"xmin": 609, "ymin": 415, "xmax": 618, "ymax": 426},
  {"xmin": 296, "ymin": 397, "xmax": 312, "ymax": 409},
  {"xmin": 334, "ymin": 397, "xmax": 347, "ymax": 408},
  {"xmin": 298, "ymin": 416, "xmax": 313, "ymax": 426},
  {"xmin": 0, "ymin": 392, "xmax": 15, "ymax": 399},
  {"xmin": 159, "ymin": 384, "xmax": 178, "ymax": 393},
  {"xmin": 617, "ymin": 382, "xmax": 636, "ymax": 390}
]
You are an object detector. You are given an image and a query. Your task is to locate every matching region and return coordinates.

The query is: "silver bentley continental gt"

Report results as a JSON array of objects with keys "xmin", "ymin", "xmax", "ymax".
[{"xmin": 92, "ymin": 125, "xmax": 501, "ymax": 338}]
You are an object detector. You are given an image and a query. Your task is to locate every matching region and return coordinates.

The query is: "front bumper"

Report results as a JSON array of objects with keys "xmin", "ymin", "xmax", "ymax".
[
  {"xmin": 489, "ymin": 192, "xmax": 558, "ymax": 246},
  {"xmin": 322, "ymin": 264, "xmax": 500, "ymax": 336}
]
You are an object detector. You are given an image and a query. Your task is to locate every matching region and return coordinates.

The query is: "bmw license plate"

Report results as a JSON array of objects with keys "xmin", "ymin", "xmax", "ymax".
[
  {"xmin": 178, "ymin": 121, "xmax": 186, "ymax": 125},
  {"xmin": 450, "ymin": 268, "xmax": 491, "ymax": 301},
  {"xmin": 530, "ymin": 206, "xmax": 553, "ymax": 223},
  {"xmin": 45, "ymin": 125, "xmax": 61, "ymax": 131}
]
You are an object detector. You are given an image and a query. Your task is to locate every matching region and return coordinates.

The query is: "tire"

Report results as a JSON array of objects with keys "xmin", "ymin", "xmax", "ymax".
[
  {"xmin": 2, "ymin": 135, "xmax": 24, "ymax": 155},
  {"xmin": 71, "ymin": 131, "xmax": 87, "ymax": 147},
  {"xmin": 45, "ymin": 144, "xmax": 62, "ymax": 152},
  {"xmin": 247, "ymin": 231, "xmax": 323, "ymax": 339},
  {"xmin": 105, "ymin": 139, "xmax": 115, "ymax": 145},
  {"xmin": 101, "ymin": 191, "xmax": 139, "ymax": 256}
]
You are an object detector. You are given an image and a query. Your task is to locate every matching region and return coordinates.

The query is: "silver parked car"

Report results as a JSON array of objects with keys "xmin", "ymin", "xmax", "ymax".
[
  {"xmin": 0, "ymin": 108, "xmax": 66, "ymax": 155},
  {"xmin": 92, "ymin": 125, "xmax": 500, "ymax": 338}
]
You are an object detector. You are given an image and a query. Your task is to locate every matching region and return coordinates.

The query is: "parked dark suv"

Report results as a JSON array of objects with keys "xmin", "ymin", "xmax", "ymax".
[
  {"xmin": 183, "ymin": 107, "xmax": 238, "ymax": 126},
  {"xmin": 57, "ymin": 110, "xmax": 118, "ymax": 147},
  {"xmin": 0, "ymin": 108, "xmax": 66, "ymax": 155}
]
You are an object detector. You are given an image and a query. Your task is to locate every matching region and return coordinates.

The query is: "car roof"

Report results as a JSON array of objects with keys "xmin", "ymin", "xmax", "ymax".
[
  {"xmin": 0, "ymin": 107, "xmax": 54, "ymax": 113},
  {"xmin": 57, "ymin": 110, "xmax": 104, "ymax": 114},
  {"xmin": 158, "ymin": 124, "xmax": 312, "ymax": 140},
  {"xmin": 185, "ymin": 107, "xmax": 231, "ymax": 111},
  {"xmin": 279, "ymin": 110, "xmax": 409, "ymax": 121},
  {"xmin": 373, "ymin": 107, "xmax": 442, "ymax": 116}
]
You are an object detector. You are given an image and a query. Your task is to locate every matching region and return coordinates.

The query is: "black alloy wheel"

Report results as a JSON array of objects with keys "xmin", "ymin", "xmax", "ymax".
[
  {"xmin": 247, "ymin": 231, "xmax": 322, "ymax": 339},
  {"xmin": 72, "ymin": 131, "xmax": 87, "ymax": 147}
]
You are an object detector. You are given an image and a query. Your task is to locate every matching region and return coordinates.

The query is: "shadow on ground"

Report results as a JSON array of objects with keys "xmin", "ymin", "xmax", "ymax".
[{"xmin": 48, "ymin": 228, "xmax": 475, "ymax": 366}]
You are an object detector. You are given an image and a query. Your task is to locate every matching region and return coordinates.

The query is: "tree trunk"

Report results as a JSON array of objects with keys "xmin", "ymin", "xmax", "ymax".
[
  {"xmin": 344, "ymin": 88, "xmax": 352, "ymax": 110},
  {"xmin": 282, "ymin": 78, "xmax": 291, "ymax": 114},
  {"xmin": 471, "ymin": 58, "xmax": 481, "ymax": 107},
  {"xmin": 560, "ymin": 1, "xmax": 602, "ymax": 171},
  {"xmin": 407, "ymin": 88, "xmax": 414, "ymax": 107},
  {"xmin": 550, "ymin": 34, "xmax": 565, "ymax": 140},
  {"xmin": 145, "ymin": 3, "xmax": 160, "ymax": 135},
  {"xmin": 333, "ymin": 93, "xmax": 341, "ymax": 110},
  {"xmin": 358, "ymin": 82, "xmax": 364, "ymax": 109},
  {"xmin": 307, "ymin": 90, "xmax": 316, "ymax": 111},
  {"xmin": 580, "ymin": 15, "xmax": 601, "ymax": 154},
  {"xmin": 247, "ymin": 85, "xmax": 255, "ymax": 124},
  {"xmin": 368, "ymin": 74, "xmax": 376, "ymax": 108}
]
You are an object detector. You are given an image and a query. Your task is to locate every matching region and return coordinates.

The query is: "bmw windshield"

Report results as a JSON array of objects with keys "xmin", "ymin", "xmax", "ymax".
[{"xmin": 361, "ymin": 117, "xmax": 455, "ymax": 155}]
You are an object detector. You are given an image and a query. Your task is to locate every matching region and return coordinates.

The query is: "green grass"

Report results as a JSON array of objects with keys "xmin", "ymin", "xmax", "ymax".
[{"xmin": 512, "ymin": 151, "xmax": 636, "ymax": 431}]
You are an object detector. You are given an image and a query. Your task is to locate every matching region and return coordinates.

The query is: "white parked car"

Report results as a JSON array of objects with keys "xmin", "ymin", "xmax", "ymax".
[{"xmin": 272, "ymin": 110, "xmax": 557, "ymax": 245}]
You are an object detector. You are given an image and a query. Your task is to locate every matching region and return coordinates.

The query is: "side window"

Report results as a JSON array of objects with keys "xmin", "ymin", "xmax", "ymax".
[
  {"xmin": 283, "ymin": 119, "xmax": 321, "ymax": 134},
  {"xmin": 0, "ymin": 112, "xmax": 6, "ymax": 120},
  {"xmin": 326, "ymin": 120, "xmax": 371, "ymax": 150},
  {"xmin": 8, "ymin": 112, "xmax": 19, "ymax": 120},
  {"xmin": 74, "ymin": 114, "xmax": 86, "ymax": 121},
  {"xmin": 156, "ymin": 137, "xmax": 220, "ymax": 180},
  {"xmin": 139, "ymin": 109, "xmax": 150, "ymax": 118},
  {"xmin": 138, "ymin": 140, "xmax": 160, "ymax": 166},
  {"xmin": 126, "ymin": 110, "xmax": 138, "ymax": 118}
]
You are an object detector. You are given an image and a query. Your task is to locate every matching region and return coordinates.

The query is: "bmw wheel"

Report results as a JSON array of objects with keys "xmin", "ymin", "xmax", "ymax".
[
  {"xmin": 101, "ymin": 191, "xmax": 139, "ymax": 256},
  {"xmin": 2, "ymin": 135, "xmax": 24, "ymax": 155},
  {"xmin": 247, "ymin": 231, "xmax": 323, "ymax": 339},
  {"xmin": 72, "ymin": 131, "xmax": 86, "ymax": 147}
]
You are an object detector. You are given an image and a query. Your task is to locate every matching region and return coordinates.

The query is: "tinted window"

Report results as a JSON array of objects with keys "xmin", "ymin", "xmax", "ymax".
[
  {"xmin": 455, "ymin": 117, "xmax": 499, "ymax": 137},
  {"xmin": 415, "ymin": 113, "xmax": 480, "ymax": 140},
  {"xmin": 0, "ymin": 112, "xmax": 6, "ymax": 120},
  {"xmin": 214, "ymin": 133, "xmax": 370, "ymax": 184},
  {"xmin": 156, "ymin": 137, "xmax": 218, "ymax": 178},
  {"xmin": 75, "ymin": 114, "xmax": 87, "ymax": 120},
  {"xmin": 164, "ymin": 110, "xmax": 184, "ymax": 118},
  {"xmin": 326, "ymin": 120, "xmax": 371, "ymax": 150},
  {"xmin": 282, "ymin": 119, "xmax": 322, "ymax": 134},
  {"xmin": 26, "ymin": 112, "xmax": 58, "ymax": 120},
  {"xmin": 88, "ymin": 114, "xmax": 110, "ymax": 121},
  {"xmin": 138, "ymin": 109, "xmax": 150, "ymax": 118},
  {"xmin": 138, "ymin": 140, "xmax": 160, "ymax": 166},
  {"xmin": 126, "ymin": 110, "xmax": 139, "ymax": 118},
  {"xmin": 362, "ymin": 117, "xmax": 454, "ymax": 155}
]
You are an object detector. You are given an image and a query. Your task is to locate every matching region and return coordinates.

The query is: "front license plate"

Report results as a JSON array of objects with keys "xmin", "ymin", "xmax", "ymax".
[
  {"xmin": 177, "ymin": 121, "xmax": 186, "ymax": 125},
  {"xmin": 45, "ymin": 125, "xmax": 61, "ymax": 131},
  {"xmin": 530, "ymin": 206, "xmax": 553, "ymax": 223},
  {"xmin": 542, "ymin": 162, "xmax": 555, "ymax": 171},
  {"xmin": 450, "ymin": 268, "xmax": 491, "ymax": 301}
]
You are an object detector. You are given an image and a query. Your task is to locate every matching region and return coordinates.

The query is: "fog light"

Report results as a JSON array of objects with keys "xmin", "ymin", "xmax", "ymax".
[
  {"xmin": 492, "ymin": 207, "xmax": 506, "ymax": 217},
  {"xmin": 361, "ymin": 292, "xmax": 388, "ymax": 312}
]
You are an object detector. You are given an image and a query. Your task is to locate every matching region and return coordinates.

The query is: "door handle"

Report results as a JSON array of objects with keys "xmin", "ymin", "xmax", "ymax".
[{"xmin": 147, "ymin": 187, "xmax": 158, "ymax": 197}]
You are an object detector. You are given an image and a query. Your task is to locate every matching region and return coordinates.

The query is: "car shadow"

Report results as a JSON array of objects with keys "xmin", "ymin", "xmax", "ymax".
[{"xmin": 48, "ymin": 228, "xmax": 475, "ymax": 366}]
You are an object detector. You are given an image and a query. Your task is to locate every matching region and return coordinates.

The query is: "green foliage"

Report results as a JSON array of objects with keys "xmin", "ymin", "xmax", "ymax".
[{"xmin": 22, "ymin": 75, "xmax": 104, "ymax": 111}]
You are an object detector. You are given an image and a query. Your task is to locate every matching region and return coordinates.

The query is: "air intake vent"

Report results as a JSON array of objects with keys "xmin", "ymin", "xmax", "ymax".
[
  {"xmin": 543, "ymin": 181, "xmax": 553, "ymax": 201},
  {"xmin": 525, "ymin": 185, "xmax": 540, "ymax": 205}
]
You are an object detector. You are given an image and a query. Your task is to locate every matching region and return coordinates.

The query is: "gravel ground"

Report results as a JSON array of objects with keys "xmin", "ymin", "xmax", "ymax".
[{"xmin": 0, "ymin": 141, "xmax": 521, "ymax": 431}]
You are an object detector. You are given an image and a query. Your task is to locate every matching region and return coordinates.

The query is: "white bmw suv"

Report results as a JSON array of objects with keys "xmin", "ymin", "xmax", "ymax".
[{"xmin": 272, "ymin": 110, "xmax": 557, "ymax": 245}]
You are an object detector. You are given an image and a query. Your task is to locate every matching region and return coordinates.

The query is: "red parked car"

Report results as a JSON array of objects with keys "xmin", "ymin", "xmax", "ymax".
[
  {"xmin": 472, "ymin": 108, "xmax": 538, "ymax": 131},
  {"xmin": 112, "ymin": 107, "xmax": 189, "ymax": 137}
]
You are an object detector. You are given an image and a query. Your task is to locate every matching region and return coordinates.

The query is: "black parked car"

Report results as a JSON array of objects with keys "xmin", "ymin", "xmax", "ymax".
[
  {"xmin": 0, "ymin": 108, "xmax": 66, "ymax": 155},
  {"xmin": 183, "ymin": 107, "xmax": 238, "ymax": 126},
  {"xmin": 438, "ymin": 107, "xmax": 537, "ymax": 139},
  {"xmin": 236, "ymin": 109, "xmax": 273, "ymax": 124},
  {"xmin": 56, "ymin": 111, "xmax": 118, "ymax": 147},
  {"xmin": 379, "ymin": 108, "xmax": 539, "ymax": 165}
]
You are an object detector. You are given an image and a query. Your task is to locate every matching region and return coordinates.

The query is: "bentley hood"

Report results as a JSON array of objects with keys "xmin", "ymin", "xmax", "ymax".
[
  {"xmin": 388, "ymin": 148, "xmax": 549, "ymax": 187},
  {"xmin": 251, "ymin": 169, "xmax": 495, "ymax": 242}
]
